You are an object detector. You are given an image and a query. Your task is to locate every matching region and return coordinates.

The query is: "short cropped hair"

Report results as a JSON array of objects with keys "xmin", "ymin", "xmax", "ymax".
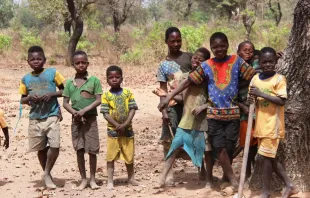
[
  {"xmin": 260, "ymin": 47, "xmax": 277, "ymax": 58},
  {"xmin": 254, "ymin": 49, "xmax": 260, "ymax": 56},
  {"xmin": 28, "ymin": 46, "xmax": 45, "ymax": 59},
  {"xmin": 165, "ymin": 27, "xmax": 181, "ymax": 41},
  {"xmin": 210, "ymin": 32, "xmax": 228, "ymax": 44},
  {"xmin": 237, "ymin": 41, "xmax": 255, "ymax": 52},
  {"xmin": 196, "ymin": 47, "xmax": 211, "ymax": 60},
  {"xmin": 106, "ymin": 65, "xmax": 123, "ymax": 77},
  {"xmin": 73, "ymin": 50, "xmax": 87, "ymax": 58}
]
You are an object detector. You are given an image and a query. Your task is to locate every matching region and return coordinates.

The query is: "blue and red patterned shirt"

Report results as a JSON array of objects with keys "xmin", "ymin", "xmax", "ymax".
[{"xmin": 189, "ymin": 55, "xmax": 256, "ymax": 120}]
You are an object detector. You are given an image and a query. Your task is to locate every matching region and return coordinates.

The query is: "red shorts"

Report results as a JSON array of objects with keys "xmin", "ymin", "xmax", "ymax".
[{"xmin": 239, "ymin": 120, "xmax": 258, "ymax": 147}]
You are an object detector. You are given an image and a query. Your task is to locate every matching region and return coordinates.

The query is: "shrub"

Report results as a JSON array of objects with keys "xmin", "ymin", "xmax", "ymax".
[
  {"xmin": 180, "ymin": 25, "xmax": 207, "ymax": 53},
  {"xmin": 0, "ymin": 34, "xmax": 12, "ymax": 53},
  {"xmin": 20, "ymin": 29, "xmax": 42, "ymax": 49},
  {"xmin": 120, "ymin": 47, "xmax": 143, "ymax": 64},
  {"xmin": 76, "ymin": 36, "xmax": 94, "ymax": 52}
]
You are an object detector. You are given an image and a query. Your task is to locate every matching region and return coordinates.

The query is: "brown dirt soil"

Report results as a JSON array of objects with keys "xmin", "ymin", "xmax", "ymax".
[{"xmin": 0, "ymin": 62, "xmax": 308, "ymax": 198}]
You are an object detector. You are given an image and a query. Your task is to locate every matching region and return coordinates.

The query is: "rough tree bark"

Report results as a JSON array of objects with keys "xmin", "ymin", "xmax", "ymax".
[
  {"xmin": 268, "ymin": 0, "xmax": 282, "ymax": 26},
  {"xmin": 250, "ymin": 0, "xmax": 310, "ymax": 192},
  {"xmin": 183, "ymin": 0, "xmax": 193, "ymax": 21}
]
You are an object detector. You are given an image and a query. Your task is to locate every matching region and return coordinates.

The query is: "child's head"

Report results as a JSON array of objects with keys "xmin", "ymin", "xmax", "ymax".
[
  {"xmin": 237, "ymin": 41, "xmax": 255, "ymax": 63},
  {"xmin": 191, "ymin": 47, "xmax": 210, "ymax": 69},
  {"xmin": 253, "ymin": 49, "xmax": 260, "ymax": 61},
  {"xmin": 106, "ymin": 65, "xmax": 123, "ymax": 89},
  {"xmin": 72, "ymin": 50, "xmax": 89, "ymax": 74},
  {"xmin": 259, "ymin": 47, "xmax": 277, "ymax": 75},
  {"xmin": 27, "ymin": 46, "xmax": 46, "ymax": 72},
  {"xmin": 210, "ymin": 32, "xmax": 229, "ymax": 60},
  {"xmin": 165, "ymin": 27, "xmax": 182, "ymax": 54}
]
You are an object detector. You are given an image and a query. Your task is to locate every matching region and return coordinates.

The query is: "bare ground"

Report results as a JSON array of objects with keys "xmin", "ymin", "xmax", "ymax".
[{"xmin": 0, "ymin": 63, "xmax": 307, "ymax": 198}]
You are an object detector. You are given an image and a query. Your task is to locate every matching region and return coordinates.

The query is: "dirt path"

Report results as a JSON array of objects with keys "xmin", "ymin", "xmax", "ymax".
[{"xmin": 0, "ymin": 65, "xmax": 307, "ymax": 198}]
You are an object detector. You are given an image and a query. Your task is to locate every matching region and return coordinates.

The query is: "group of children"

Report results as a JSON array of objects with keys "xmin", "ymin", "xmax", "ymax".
[
  {"xmin": 0, "ymin": 25, "xmax": 299, "ymax": 197},
  {"xmin": 156, "ymin": 27, "xmax": 299, "ymax": 198},
  {"xmin": 17, "ymin": 46, "xmax": 138, "ymax": 190}
]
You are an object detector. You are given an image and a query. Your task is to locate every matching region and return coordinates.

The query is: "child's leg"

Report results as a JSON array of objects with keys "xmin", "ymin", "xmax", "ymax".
[
  {"xmin": 107, "ymin": 161, "xmax": 114, "ymax": 190},
  {"xmin": 246, "ymin": 145, "xmax": 258, "ymax": 179},
  {"xmin": 270, "ymin": 158, "xmax": 299, "ymax": 198},
  {"xmin": 89, "ymin": 153, "xmax": 99, "ymax": 190},
  {"xmin": 261, "ymin": 156, "xmax": 273, "ymax": 198},
  {"xmin": 44, "ymin": 147, "xmax": 59, "ymax": 189},
  {"xmin": 125, "ymin": 163, "xmax": 139, "ymax": 186},
  {"xmin": 217, "ymin": 148, "xmax": 238, "ymax": 189},
  {"xmin": 205, "ymin": 151, "xmax": 214, "ymax": 184},
  {"xmin": 158, "ymin": 149, "xmax": 180, "ymax": 188},
  {"xmin": 76, "ymin": 149, "xmax": 88, "ymax": 190},
  {"xmin": 199, "ymin": 159, "xmax": 207, "ymax": 181},
  {"xmin": 38, "ymin": 147, "xmax": 48, "ymax": 171},
  {"xmin": 163, "ymin": 143, "xmax": 174, "ymax": 184}
]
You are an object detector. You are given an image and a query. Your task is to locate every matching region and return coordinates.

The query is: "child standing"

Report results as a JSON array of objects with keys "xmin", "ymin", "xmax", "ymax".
[
  {"xmin": 158, "ymin": 32, "xmax": 257, "ymax": 190},
  {"xmin": 156, "ymin": 26, "xmax": 192, "ymax": 185},
  {"xmin": 0, "ymin": 109, "xmax": 9, "ymax": 149},
  {"xmin": 101, "ymin": 66, "xmax": 139, "ymax": 190},
  {"xmin": 248, "ymin": 47, "xmax": 299, "ymax": 198},
  {"xmin": 19, "ymin": 46, "xmax": 65, "ymax": 189},
  {"xmin": 63, "ymin": 50, "xmax": 102, "ymax": 190},
  {"xmin": 158, "ymin": 47, "xmax": 213, "ymax": 187},
  {"xmin": 235, "ymin": 41, "xmax": 258, "ymax": 180}
]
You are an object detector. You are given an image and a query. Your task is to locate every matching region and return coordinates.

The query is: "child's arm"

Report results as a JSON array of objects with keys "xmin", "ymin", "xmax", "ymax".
[
  {"xmin": 237, "ymin": 101, "xmax": 249, "ymax": 114},
  {"xmin": 249, "ymin": 86, "xmax": 286, "ymax": 106},
  {"xmin": 2, "ymin": 127, "xmax": 9, "ymax": 149},
  {"xmin": 40, "ymin": 84, "xmax": 64, "ymax": 102},
  {"xmin": 159, "ymin": 82, "xmax": 170, "ymax": 124},
  {"xmin": 116, "ymin": 109, "xmax": 136, "ymax": 132},
  {"xmin": 192, "ymin": 103, "xmax": 208, "ymax": 116},
  {"xmin": 158, "ymin": 79, "xmax": 192, "ymax": 111},
  {"xmin": 103, "ymin": 113, "xmax": 120, "ymax": 128},
  {"xmin": 63, "ymin": 97, "xmax": 77, "ymax": 115},
  {"xmin": 75, "ymin": 95, "xmax": 102, "ymax": 119},
  {"xmin": 173, "ymin": 94, "xmax": 183, "ymax": 104}
]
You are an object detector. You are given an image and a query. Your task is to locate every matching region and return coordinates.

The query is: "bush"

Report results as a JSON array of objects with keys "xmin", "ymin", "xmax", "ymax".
[
  {"xmin": 20, "ymin": 30, "xmax": 42, "ymax": 49},
  {"xmin": 120, "ymin": 47, "xmax": 143, "ymax": 64},
  {"xmin": 0, "ymin": 34, "xmax": 12, "ymax": 53},
  {"xmin": 56, "ymin": 32, "xmax": 70, "ymax": 53},
  {"xmin": 180, "ymin": 25, "xmax": 207, "ymax": 52},
  {"xmin": 76, "ymin": 36, "xmax": 94, "ymax": 52}
]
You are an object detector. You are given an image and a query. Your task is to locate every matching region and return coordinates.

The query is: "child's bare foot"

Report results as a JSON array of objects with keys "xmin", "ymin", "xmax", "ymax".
[
  {"xmin": 107, "ymin": 181, "xmax": 114, "ymax": 190},
  {"xmin": 44, "ymin": 174, "xmax": 56, "ymax": 189},
  {"xmin": 89, "ymin": 179, "xmax": 100, "ymax": 190},
  {"xmin": 128, "ymin": 178, "xmax": 139, "ymax": 186},
  {"xmin": 77, "ymin": 179, "xmax": 88, "ymax": 191},
  {"xmin": 282, "ymin": 186, "xmax": 299, "ymax": 198}
]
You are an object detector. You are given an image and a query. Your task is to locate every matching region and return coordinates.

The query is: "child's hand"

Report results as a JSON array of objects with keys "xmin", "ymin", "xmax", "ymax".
[
  {"xmin": 162, "ymin": 111, "xmax": 170, "ymax": 125},
  {"xmin": 29, "ymin": 95, "xmax": 40, "ymax": 103},
  {"xmin": 40, "ymin": 93, "xmax": 53, "ymax": 102},
  {"xmin": 239, "ymin": 103, "xmax": 249, "ymax": 114},
  {"xmin": 247, "ymin": 96, "xmax": 256, "ymax": 104},
  {"xmin": 116, "ymin": 123, "xmax": 126, "ymax": 136},
  {"xmin": 192, "ymin": 106, "xmax": 204, "ymax": 116},
  {"xmin": 249, "ymin": 86, "xmax": 262, "ymax": 97},
  {"xmin": 3, "ymin": 137, "xmax": 9, "ymax": 149},
  {"xmin": 74, "ymin": 110, "xmax": 86, "ymax": 120},
  {"xmin": 158, "ymin": 98, "xmax": 169, "ymax": 112}
]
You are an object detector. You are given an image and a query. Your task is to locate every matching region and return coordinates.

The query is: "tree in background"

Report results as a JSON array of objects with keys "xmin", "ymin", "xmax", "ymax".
[
  {"xmin": 250, "ymin": 0, "xmax": 310, "ymax": 191},
  {"xmin": 268, "ymin": 0, "xmax": 282, "ymax": 26},
  {"xmin": 0, "ymin": 0, "xmax": 14, "ymax": 28},
  {"xmin": 242, "ymin": 0, "xmax": 258, "ymax": 40},
  {"xmin": 99, "ymin": 0, "xmax": 137, "ymax": 32}
]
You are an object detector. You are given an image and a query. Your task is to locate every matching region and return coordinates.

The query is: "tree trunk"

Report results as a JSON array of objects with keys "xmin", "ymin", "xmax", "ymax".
[
  {"xmin": 66, "ymin": 18, "xmax": 83, "ymax": 66},
  {"xmin": 183, "ymin": 0, "xmax": 193, "ymax": 21},
  {"xmin": 113, "ymin": 15, "xmax": 121, "ymax": 33},
  {"xmin": 268, "ymin": 0, "xmax": 282, "ymax": 26},
  {"xmin": 250, "ymin": 0, "xmax": 310, "ymax": 192}
]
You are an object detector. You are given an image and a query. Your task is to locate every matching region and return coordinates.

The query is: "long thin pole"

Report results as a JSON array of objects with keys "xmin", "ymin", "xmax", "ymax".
[{"xmin": 237, "ymin": 104, "xmax": 255, "ymax": 198}]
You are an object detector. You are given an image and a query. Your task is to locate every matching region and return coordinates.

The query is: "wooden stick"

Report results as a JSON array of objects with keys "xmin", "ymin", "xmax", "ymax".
[
  {"xmin": 237, "ymin": 103, "xmax": 255, "ymax": 198},
  {"xmin": 168, "ymin": 124, "xmax": 175, "ymax": 138}
]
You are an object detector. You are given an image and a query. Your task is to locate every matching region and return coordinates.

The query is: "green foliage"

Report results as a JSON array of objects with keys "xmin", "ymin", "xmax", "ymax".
[
  {"xmin": 180, "ymin": 25, "xmax": 207, "ymax": 53},
  {"xmin": 260, "ymin": 23, "xmax": 290, "ymax": 51},
  {"xmin": 20, "ymin": 30, "xmax": 42, "ymax": 49},
  {"xmin": 120, "ymin": 47, "xmax": 143, "ymax": 64},
  {"xmin": 76, "ymin": 36, "xmax": 94, "ymax": 52},
  {"xmin": 189, "ymin": 11, "xmax": 209, "ymax": 23},
  {"xmin": 0, "ymin": 33, "xmax": 12, "ymax": 53},
  {"xmin": 0, "ymin": 0, "xmax": 14, "ymax": 28},
  {"xmin": 11, "ymin": 6, "xmax": 43, "ymax": 29},
  {"xmin": 56, "ymin": 32, "xmax": 70, "ymax": 53},
  {"xmin": 86, "ymin": 11, "xmax": 103, "ymax": 31}
]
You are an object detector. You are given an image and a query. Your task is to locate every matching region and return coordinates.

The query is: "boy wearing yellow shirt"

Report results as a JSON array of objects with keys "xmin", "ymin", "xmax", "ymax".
[
  {"xmin": 248, "ymin": 47, "xmax": 298, "ymax": 198},
  {"xmin": 0, "ymin": 110, "xmax": 9, "ymax": 149}
]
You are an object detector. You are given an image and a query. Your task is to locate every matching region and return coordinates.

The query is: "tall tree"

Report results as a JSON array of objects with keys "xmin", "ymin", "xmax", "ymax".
[
  {"xmin": 242, "ymin": 0, "xmax": 258, "ymax": 40},
  {"xmin": 268, "ymin": 0, "xmax": 282, "ymax": 26},
  {"xmin": 99, "ymin": 0, "xmax": 136, "ymax": 32},
  {"xmin": 250, "ymin": 0, "xmax": 310, "ymax": 192}
]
